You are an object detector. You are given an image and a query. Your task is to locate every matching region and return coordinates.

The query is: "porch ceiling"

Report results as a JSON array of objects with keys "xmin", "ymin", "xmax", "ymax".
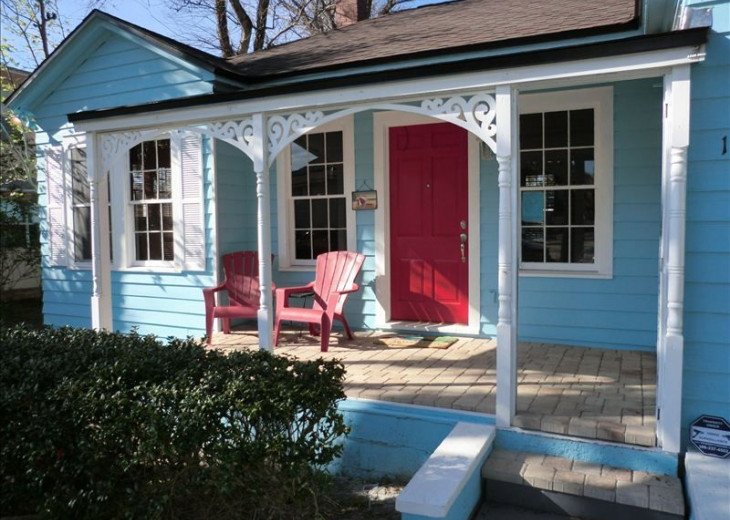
[{"xmin": 212, "ymin": 329, "xmax": 657, "ymax": 448}]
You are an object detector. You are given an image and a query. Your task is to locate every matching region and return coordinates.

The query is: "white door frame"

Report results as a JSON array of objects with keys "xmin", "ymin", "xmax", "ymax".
[{"xmin": 373, "ymin": 111, "xmax": 481, "ymax": 335}]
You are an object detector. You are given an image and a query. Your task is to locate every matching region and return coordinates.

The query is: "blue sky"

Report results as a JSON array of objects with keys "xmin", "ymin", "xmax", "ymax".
[{"xmin": 6, "ymin": 0, "xmax": 445, "ymax": 71}]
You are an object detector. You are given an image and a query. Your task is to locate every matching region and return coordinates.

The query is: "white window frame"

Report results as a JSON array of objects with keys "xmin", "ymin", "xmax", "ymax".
[
  {"xmin": 62, "ymin": 133, "xmax": 91, "ymax": 269},
  {"xmin": 518, "ymin": 86, "xmax": 613, "ymax": 278},
  {"xmin": 124, "ymin": 135, "xmax": 177, "ymax": 270},
  {"xmin": 275, "ymin": 116, "xmax": 356, "ymax": 270}
]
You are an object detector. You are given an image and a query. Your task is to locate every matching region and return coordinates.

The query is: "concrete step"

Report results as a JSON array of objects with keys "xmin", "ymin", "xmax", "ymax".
[{"xmin": 482, "ymin": 450, "xmax": 684, "ymax": 520}]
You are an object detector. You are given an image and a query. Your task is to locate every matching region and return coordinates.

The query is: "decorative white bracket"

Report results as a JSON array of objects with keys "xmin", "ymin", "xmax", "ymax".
[
  {"xmin": 264, "ymin": 92, "xmax": 497, "ymax": 165},
  {"xmin": 100, "ymin": 119, "xmax": 258, "ymax": 173},
  {"xmin": 99, "ymin": 91, "xmax": 498, "ymax": 173}
]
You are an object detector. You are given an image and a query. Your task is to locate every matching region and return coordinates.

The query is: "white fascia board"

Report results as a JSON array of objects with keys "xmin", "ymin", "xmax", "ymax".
[{"xmin": 73, "ymin": 44, "xmax": 704, "ymax": 134}]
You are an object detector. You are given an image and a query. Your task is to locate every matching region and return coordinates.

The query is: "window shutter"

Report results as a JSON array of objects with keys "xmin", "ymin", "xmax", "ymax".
[
  {"xmin": 180, "ymin": 134, "xmax": 206, "ymax": 271},
  {"xmin": 45, "ymin": 146, "xmax": 67, "ymax": 267}
]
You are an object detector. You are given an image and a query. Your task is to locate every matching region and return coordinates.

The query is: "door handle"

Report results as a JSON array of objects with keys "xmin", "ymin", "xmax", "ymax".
[{"xmin": 459, "ymin": 233, "xmax": 467, "ymax": 263}]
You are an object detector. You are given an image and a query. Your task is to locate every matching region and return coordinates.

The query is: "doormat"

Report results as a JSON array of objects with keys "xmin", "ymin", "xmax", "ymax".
[{"xmin": 372, "ymin": 334, "xmax": 459, "ymax": 349}]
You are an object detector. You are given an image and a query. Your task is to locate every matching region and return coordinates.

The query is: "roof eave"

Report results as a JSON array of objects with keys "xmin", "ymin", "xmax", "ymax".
[
  {"xmin": 5, "ymin": 10, "xmax": 246, "ymax": 109},
  {"xmin": 68, "ymin": 27, "xmax": 709, "ymax": 124}
]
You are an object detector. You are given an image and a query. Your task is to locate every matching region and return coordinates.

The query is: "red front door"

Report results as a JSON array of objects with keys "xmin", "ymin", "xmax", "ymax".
[{"xmin": 389, "ymin": 122, "xmax": 469, "ymax": 324}]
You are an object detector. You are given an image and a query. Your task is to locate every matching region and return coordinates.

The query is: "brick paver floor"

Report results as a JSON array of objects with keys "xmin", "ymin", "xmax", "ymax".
[{"xmin": 212, "ymin": 328, "xmax": 656, "ymax": 447}]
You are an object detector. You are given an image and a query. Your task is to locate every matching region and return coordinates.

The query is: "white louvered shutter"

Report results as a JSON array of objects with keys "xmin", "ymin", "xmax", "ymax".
[
  {"xmin": 179, "ymin": 135, "xmax": 206, "ymax": 271},
  {"xmin": 45, "ymin": 146, "xmax": 67, "ymax": 266}
]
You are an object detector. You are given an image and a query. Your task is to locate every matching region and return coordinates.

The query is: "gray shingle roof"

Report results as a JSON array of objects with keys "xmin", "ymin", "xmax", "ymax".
[{"xmin": 229, "ymin": 0, "xmax": 639, "ymax": 78}]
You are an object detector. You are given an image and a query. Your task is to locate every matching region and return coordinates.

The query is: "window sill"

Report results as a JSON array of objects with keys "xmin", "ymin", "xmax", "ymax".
[
  {"xmin": 519, "ymin": 269, "xmax": 613, "ymax": 279},
  {"xmin": 115, "ymin": 264, "xmax": 183, "ymax": 274}
]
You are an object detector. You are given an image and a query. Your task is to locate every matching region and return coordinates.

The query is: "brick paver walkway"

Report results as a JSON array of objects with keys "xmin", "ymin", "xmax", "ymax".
[{"xmin": 212, "ymin": 329, "xmax": 656, "ymax": 447}]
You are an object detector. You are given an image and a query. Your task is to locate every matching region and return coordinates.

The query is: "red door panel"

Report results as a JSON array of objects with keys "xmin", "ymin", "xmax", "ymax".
[{"xmin": 389, "ymin": 123, "xmax": 469, "ymax": 325}]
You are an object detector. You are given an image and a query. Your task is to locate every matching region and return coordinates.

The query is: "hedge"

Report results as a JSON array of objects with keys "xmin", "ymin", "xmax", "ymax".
[{"xmin": 0, "ymin": 326, "xmax": 348, "ymax": 519}]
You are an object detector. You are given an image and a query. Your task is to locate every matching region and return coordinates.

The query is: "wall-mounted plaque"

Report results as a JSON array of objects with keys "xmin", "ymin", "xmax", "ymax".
[{"xmin": 352, "ymin": 190, "xmax": 378, "ymax": 210}]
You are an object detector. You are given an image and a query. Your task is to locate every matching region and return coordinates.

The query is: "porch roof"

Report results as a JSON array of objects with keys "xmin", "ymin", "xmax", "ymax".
[{"xmin": 67, "ymin": 26, "xmax": 707, "ymax": 124}]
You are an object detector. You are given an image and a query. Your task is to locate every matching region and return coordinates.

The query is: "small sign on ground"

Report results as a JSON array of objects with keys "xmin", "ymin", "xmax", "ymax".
[{"xmin": 690, "ymin": 415, "xmax": 730, "ymax": 458}]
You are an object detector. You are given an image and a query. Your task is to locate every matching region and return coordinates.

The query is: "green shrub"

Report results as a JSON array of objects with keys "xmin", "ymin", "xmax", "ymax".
[{"xmin": 0, "ymin": 325, "xmax": 348, "ymax": 519}]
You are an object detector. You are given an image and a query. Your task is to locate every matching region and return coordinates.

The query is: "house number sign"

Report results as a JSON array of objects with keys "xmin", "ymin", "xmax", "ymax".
[{"xmin": 690, "ymin": 415, "xmax": 730, "ymax": 458}]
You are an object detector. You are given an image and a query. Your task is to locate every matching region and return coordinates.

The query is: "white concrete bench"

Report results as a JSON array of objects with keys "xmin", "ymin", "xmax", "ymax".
[{"xmin": 396, "ymin": 422, "xmax": 496, "ymax": 519}]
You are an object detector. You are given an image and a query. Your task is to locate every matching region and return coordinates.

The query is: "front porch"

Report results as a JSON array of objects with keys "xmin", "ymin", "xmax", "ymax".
[{"xmin": 212, "ymin": 328, "xmax": 656, "ymax": 447}]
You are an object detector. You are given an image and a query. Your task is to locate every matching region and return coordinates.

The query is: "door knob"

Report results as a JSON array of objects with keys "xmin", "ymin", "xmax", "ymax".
[{"xmin": 459, "ymin": 233, "xmax": 467, "ymax": 263}]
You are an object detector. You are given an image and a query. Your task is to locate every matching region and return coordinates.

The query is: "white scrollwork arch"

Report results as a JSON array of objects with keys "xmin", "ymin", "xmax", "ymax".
[
  {"xmin": 100, "ymin": 118, "xmax": 258, "ymax": 172},
  {"xmin": 100, "ymin": 91, "xmax": 498, "ymax": 172},
  {"xmin": 265, "ymin": 92, "xmax": 497, "ymax": 165}
]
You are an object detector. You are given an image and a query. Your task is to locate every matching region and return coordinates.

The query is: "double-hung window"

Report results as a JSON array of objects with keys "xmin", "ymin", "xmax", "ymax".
[
  {"xmin": 129, "ymin": 138, "xmax": 174, "ymax": 263},
  {"xmin": 116, "ymin": 133, "xmax": 205, "ymax": 272},
  {"xmin": 277, "ymin": 117, "xmax": 355, "ymax": 269},
  {"xmin": 518, "ymin": 87, "xmax": 613, "ymax": 277}
]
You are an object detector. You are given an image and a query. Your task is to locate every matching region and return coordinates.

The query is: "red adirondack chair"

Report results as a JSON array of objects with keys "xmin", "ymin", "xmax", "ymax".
[
  {"xmin": 274, "ymin": 251, "xmax": 365, "ymax": 352},
  {"xmin": 203, "ymin": 251, "xmax": 273, "ymax": 344}
]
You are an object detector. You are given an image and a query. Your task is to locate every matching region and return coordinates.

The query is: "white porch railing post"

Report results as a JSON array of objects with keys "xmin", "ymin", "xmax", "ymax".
[
  {"xmin": 88, "ymin": 132, "xmax": 112, "ymax": 330},
  {"xmin": 252, "ymin": 113, "xmax": 274, "ymax": 351},
  {"xmin": 659, "ymin": 65, "xmax": 690, "ymax": 453},
  {"xmin": 495, "ymin": 85, "xmax": 519, "ymax": 428}
]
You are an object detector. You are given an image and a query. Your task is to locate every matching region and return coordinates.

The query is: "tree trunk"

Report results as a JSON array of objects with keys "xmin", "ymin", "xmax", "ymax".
[
  {"xmin": 228, "ymin": 0, "xmax": 253, "ymax": 54},
  {"xmin": 215, "ymin": 0, "xmax": 235, "ymax": 57},
  {"xmin": 37, "ymin": 0, "xmax": 50, "ymax": 58},
  {"xmin": 253, "ymin": 0, "xmax": 270, "ymax": 51}
]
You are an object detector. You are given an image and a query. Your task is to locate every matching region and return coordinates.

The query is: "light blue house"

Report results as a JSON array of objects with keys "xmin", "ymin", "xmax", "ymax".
[{"xmin": 6, "ymin": 0, "xmax": 729, "ymax": 518}]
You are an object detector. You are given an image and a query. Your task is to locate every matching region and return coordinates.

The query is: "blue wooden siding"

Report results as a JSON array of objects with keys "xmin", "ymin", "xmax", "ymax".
[
  {"xmin": 30, "ymin": 28, "xmax": 217, "ymax": 334},
  {"xmin": 682, "ymin": 0, "xmax": 730, "ymax": 440},
  {"xmin": 215, "ymin": 140, "xmax": 257, "ymax": 255}
]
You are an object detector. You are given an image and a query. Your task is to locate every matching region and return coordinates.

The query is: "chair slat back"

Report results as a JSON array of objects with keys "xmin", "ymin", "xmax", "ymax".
[
  {"xmin": 313, "ymin": 251, "xmax": 365, "ymax": 312},
  {"xmin": 222, "ymin": 251, "xmax": 260, "ymax": 306}
]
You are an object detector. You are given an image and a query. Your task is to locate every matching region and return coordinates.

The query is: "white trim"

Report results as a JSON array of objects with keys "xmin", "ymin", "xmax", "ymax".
[
  {"xmin": 86, "ymin": 132, "xmax": 113, "ymax": 330},
  {"xmin": 73, "ymin": 45, "xmax": 704, "ymax": 134},
  {"xmin": 210, "ymin": 137, "xmax": 222, "ymax": 332},
  {"xmin": 495, "ymin": 85, "xmax": 519, "ymax": 428},
  {"xmin": 275, "ymin": 116, "xmax": 356, "ymax": 270},
  {"xmin": 517, "ymin": 86, "xmax": 614, "ymax": 277},
  {"xmin": 656, "ymin": 65, "xmax": 690, "ymax": 454},
  {"xmin": 251, "ymin": 113, "xmax": 274, "ymax": 351},
  {"xmin": 373, "ymin": 111, "xmax": 481, "ymax": 335}
]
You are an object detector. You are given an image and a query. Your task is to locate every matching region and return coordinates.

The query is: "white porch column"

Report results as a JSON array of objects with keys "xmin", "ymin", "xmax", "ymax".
[
  {"xmin": 252, "ymin": 113, "xmax": 274, "ymax": 351},
  {"xmin": 495, "ymin": 85, "xmax": 519, "ymax": 427},
  {"xmin": 658, "ymin": 65, "xmax": 691, "ymax": 453},
  {"xmin": 88, "ymin": 132, "xmax": 112, "ymax": 330}
]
